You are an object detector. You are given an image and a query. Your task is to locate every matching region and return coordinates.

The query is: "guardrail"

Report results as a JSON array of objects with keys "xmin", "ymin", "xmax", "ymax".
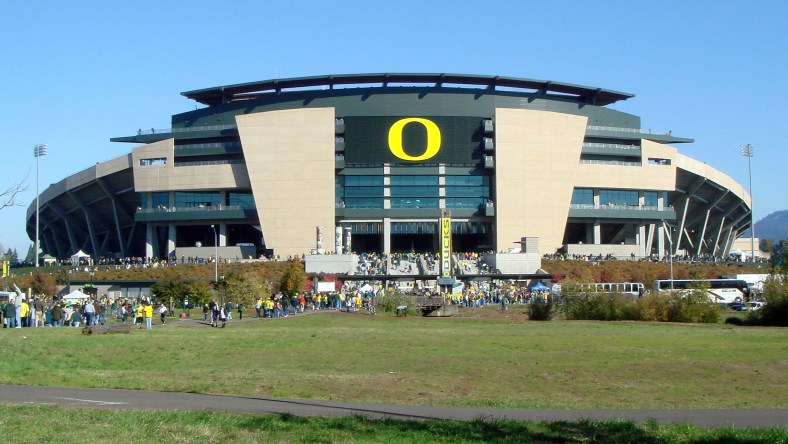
[
  {"xmin": 580, "ymin": 159, "xmax": 642, "ymax": 167},
  {"xmin": 586, "ymin": 125, "xmax": 671, "ymax": 136},
  {"xmin": 570, "ymin": 204, "xmax": 673, "ymax": 211},
  {"xmin": 137, "ymin": 124, "xmax": 237, "ymax": 135},
  {"xmin": 136, "ymin": 205, "xmax": 247, "ymax": 214}
]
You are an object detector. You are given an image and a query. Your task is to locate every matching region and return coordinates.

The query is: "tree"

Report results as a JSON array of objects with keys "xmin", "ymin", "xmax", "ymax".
[
  {"xmin": 186, "ymin": 281, "xmax": 214, "ymax": 309},
  {"xmin": 150, "ymin": 276, "xmax": 188, "ymax": 305},
  {"xmin": 224, "ymin": 271, "xmax": 266, "ymax": 308},
  {"xmin": 28, "ymin": 272, "xmax": 57, "ymax": 297},
  {"xmin": 279, "ymin": 258, "xmax": 305, "ymax": 299},
  {"xmin": 0, "ymin": 176, "xmax": 29, "ymax": 212}
]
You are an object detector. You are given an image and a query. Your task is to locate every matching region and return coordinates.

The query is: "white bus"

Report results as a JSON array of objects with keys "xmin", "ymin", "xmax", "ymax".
[
  {"xmin": 553, "ymin": 282, "xmax": 645, "ymax": 297},
  {"xmin": 582, "ymin": 282, "xmax": 645, "ymax": 297},
  {"xmin": 653, "ymin": 279, "xmax": 750, "ymax": 304}
]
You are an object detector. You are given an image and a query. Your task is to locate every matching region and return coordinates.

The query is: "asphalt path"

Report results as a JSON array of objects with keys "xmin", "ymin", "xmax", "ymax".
[{"xmin": 0, "ymin": 385, "xmax": 786, "ymax": 428}]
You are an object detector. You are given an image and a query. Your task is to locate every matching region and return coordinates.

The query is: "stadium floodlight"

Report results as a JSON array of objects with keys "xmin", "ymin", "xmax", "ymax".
[
  {"xmin": 740, "ymin": 144, "xmax": 755, "ymax": 262},
  {"xmin": 34, "ymin": 144, "xmax": 48, "ymax": 268}
]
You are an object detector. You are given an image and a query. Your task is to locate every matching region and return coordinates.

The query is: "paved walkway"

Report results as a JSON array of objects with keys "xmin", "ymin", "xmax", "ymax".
[{"xmin": 1, "ymin": 385, "xmax": 785, "ymax": 428}]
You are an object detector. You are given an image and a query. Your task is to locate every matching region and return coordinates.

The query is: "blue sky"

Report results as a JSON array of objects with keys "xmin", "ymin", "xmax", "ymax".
[{"xmin": 1, "ymin": 0, "xmax": 786, "ymax": 257}]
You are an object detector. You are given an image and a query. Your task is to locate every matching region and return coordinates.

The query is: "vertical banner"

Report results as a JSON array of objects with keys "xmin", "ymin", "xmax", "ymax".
[
  {"xmin": 440, "ymin": 213, "xmax": 452, "ymax": 278},
  {"xmin": 335, "ymin": 226, "xmax": 343, "ymax": 254},
  {"xmin": 316, "ymin": 226, "xmax": 324, "ymax": 253},
  {"xmin": 344, "ymin": 227, "xmax": 352, "ymax": 254}
]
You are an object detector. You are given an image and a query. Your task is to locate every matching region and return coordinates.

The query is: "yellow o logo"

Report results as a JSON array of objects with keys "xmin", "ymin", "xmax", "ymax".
[{"xmin": 388, "ymin": 118, "xmax": 441, "ymax": 161}]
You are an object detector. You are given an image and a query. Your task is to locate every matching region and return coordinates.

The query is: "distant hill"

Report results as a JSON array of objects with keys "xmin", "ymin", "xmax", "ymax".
[{"xmin": 755, "ymin": 210, "xmax": 788, "ymax": 241}]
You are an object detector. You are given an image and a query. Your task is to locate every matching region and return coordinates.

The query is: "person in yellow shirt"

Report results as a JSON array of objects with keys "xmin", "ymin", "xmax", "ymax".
[
  {"xmin": 135, "ymin": 304, "xmax": 144, "ymax": 329},
  {"xmin": 143, "ymin": 302, "xmax": 154, "ymax": 330},
  {"xmin": 20, "ymin": 299, "xmax": 30, "ymax": 327}
]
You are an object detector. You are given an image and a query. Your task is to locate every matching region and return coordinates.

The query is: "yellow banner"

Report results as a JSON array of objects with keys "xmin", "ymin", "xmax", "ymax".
[{"xmin": 440, "ymin": 217, "xmax": 452, "ymax": 278}]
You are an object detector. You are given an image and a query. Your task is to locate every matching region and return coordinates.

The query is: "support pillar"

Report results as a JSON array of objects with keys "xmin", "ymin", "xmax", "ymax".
[{"xmin": 383, "ymin": 218, "xmax": 391, "ymax": 254}]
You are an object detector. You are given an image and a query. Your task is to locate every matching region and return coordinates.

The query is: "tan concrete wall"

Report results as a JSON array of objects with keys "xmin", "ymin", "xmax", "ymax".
[
  {"xmin": 494, "ymin": 108, "xmax": 587, "ymax": 254},
  {"xmin": 237, "ymin": 108, "xmax": 336, "ymax": 256},
  {"xmin": 132, "ymin": 139, "xmax": 250, "ymax": 192}
]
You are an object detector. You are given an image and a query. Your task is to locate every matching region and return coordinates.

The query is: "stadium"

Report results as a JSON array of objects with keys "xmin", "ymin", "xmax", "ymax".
[{"xmin": 26, "ymin": 73, "xmax": 752, "ymax": 273}]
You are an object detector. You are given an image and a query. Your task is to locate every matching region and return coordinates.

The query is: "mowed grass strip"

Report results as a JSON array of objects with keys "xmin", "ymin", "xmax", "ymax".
[
  {"xmin": 1, "ymin": 311, "xmax": 786, "ymax": 409},
  {"xmin": 1, "ymin": 405, "xmax": 786, "ymax": 444}
]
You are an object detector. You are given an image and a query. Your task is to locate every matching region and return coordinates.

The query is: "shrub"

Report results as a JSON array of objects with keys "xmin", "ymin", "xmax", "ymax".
[
  {"xmin": 754, "ymin": 274, "xmax": 788, "ymax": 326},
  {"xmin": 376, "ymin": 291, "xmax": 418, "ymax": 315},
  {"xmin": 528, "ymin": 300, "xmax": 553, "ymax": 321}
]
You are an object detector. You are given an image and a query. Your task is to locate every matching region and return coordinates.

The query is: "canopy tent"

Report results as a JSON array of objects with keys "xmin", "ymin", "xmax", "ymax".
[
  {"xmin": 529, "ymin": 282, "xmax": 550, "ymax": 291},
  {"xmin": 41, "ymin": 254, "xmax": 57, "ymax": 265},
  {"xmin": 358, "ymin": 284, "xmax": 374, "ymax": 294},
  {"xmin": 70, "ymin": 250, "xmax": 91, "ymax": 266},
  {"xmin": 62, "ymin": 289, "xmax": 90, "ymax": 302}
]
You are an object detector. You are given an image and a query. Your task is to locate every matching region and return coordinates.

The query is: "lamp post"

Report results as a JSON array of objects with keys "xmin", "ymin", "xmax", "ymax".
[
  {"xmin": 662, "ymin": 219, "xmax": 674, "ymax": 291},
  {"xmin": 740, "ymin": 144, "xmax": 755, "ymax": 262},
  {"xmin": 33, "ymin": 144, "xmax": 48, "ymax": 268}
]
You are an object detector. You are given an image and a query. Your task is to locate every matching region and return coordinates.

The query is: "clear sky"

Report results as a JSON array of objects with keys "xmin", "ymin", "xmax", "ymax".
[{"xmin": 1, "ymin": 0, "xmax": 786, "ymax": 258}]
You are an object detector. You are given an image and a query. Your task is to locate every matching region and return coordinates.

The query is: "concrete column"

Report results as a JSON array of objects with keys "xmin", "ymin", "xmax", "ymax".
[
  {"xmin": 167, "ymin": 224, "xmax": 176, "ymax": 259},
  {"xmin": 593, "ymin": 220, "xmax": 601, "ymax": 244},
  {"xmin": 219, "ymin": 223, "xmax": 227, "ymax": 247},
  {"xmin": 638, "ymin": 224, "xmax": 647, "ymax": 258},
  {"xmin": 145, "ymin": 224, "xmax": 154, "ymax": 258},
  {"xmin": 383, "ymin": 218, "xmax": 391, "ymax": 254},
  {"xmin": 657, "ymin": 224, "xmax": 665, "ymax": 258}
]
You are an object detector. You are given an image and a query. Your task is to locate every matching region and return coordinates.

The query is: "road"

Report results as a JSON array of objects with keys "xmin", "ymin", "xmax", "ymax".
[{"xmin": 0, "ymin": 385, "xmax": 785, "ymax": 428}]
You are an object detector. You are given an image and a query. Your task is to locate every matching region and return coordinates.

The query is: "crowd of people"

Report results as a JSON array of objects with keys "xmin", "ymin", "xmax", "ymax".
[{"xmin": 0, "ymin": 295, "xmax": 168, "ymax": 330}]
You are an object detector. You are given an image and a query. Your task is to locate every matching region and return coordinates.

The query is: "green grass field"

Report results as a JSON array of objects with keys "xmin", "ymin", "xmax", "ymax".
[
  {"xmin": 1, "ymin": 404, "xmax": 785, "ymax": 444},
  {"xmin": 1, "ymin": 310, "xmax": 786, "ymax": 410}
]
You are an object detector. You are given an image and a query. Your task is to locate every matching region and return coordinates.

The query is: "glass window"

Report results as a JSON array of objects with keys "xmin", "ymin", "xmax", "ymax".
[
  {"xmin": 151, "ymin": 192, "xmax": 169, "ymax": 209},
  {"xmin": 446, "ymin": 197, "xmax": 486, "ymax": 209},
  {"xmin": 227, "ymin": 192, "xmax": 255, "ymax": 209},
  {"xmin": 140, "ymin": 193, "xmax": 147, "ymax": 209},
  {"xmin": 599, "ymin": 189, "xmax": 638, "ymax": 206},
  {"xmin": 390, "ymin": 175, "xmax": 439, "ymax": 186},
  {"xmin": 390, "ymin": 198, "xmax": 439, "ymax": 209},
  {"xmin": 571, "ymin": 188, "xmax": 594, "ymax": 205},
  {"xmin": 390, "ymin": 186, "xmax": 438, "ymax": 197},
  {"xmin": 345, "ymin": 197, "xmax": 383, "ymax": 208},
  {"xmin": 644, "ymin": 191, "xmax": 658, "ymax": 207},
  {"xmin": 174, "ymin": 191, "xmax": 221, "ymax": 208},
  {"xmin": 338, "ymin": 176, "xmax": 384, "ymax": 208}
]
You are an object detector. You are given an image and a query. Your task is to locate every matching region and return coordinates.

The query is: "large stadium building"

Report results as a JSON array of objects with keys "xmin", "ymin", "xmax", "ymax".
[{"xmin": 26, "ymin": 73, "xmax": 752, "ymax": 268}]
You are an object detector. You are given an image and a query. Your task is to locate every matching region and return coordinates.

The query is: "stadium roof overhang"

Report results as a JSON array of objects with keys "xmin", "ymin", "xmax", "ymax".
[{"xmin": 181, "ymin": 73, "xmax": 634, "ymax": 107}]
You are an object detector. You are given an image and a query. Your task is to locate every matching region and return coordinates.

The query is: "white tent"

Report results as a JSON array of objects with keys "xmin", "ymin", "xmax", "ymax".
[
  {"xmin": 63, "ymin": 289, "xmax": 90, "ymax": 302},
  {"xmin": 70, "ymin": 250, "xmax": 91, "ymax": 266}
]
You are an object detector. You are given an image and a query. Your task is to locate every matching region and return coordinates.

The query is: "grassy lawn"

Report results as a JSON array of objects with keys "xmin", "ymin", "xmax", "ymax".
[
  {"xmin": 1, "ymin": 310, "xmax": 786, "ymax": 410},
  {"xmin": 0, "ymin": 404, "xmax": 785, "ymax": 444}
]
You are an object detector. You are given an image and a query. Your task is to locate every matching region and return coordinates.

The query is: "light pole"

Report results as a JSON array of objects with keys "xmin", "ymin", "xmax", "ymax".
[
  {"xmin": 740, "ymin": 144, "xmax": 755, "ymax": 262},
  {"xmin": 210, "ymin": 224, "xmax": 218, "ymax": 285},
  {"xmin": 34, "ymin": 144, "xmax": 48, "ymax": 268},
  {"xmin": 662, "ymin": 219, "xmax": 674, "ymax": 291}
]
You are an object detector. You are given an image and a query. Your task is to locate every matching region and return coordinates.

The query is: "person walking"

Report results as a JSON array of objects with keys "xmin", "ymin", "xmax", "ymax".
[
  {"xmin": 158, "ymin": 304, "xmax": 167, "ymax": 324},
  {"xmin": 51, "ymin": 302, "xmax": 63, "ymax": 327},
  {"xmin": 237, "ymin": 302, "xmax": 244, "ymax": 320},
  {"xmin": 3, "ymin": 299, "xmax": 15, "ymax": 328}
]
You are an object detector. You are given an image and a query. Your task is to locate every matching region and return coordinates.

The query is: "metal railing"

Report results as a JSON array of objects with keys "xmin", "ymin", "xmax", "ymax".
[
  {"xmin": 586, "ymin": 125, "xmax": 671, "ymax": 136},
  {"xmin": 137, "ymin": 205, "xmax": 248, "ymax": 214},
  {"xmin": 176, "ymin": 142, "xmax": 242, "ymax": 153},
  {"xmin": 174, "ymin": 159, "xmax": 245, "ymax": 167},
  {"xmin": 582, "ymin": 142, "xmax": 640, "ymax": 150},
  {"xmin": 570, "ymin": 204, "xmax": 673, "ymax": 212},
  {"xmin": 137, "ymin": 124, "xmax": 237, "ymax": 135},
  {"xmin": 580, "ymin": 159, "xmax": 642, "ymax": 167}
]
